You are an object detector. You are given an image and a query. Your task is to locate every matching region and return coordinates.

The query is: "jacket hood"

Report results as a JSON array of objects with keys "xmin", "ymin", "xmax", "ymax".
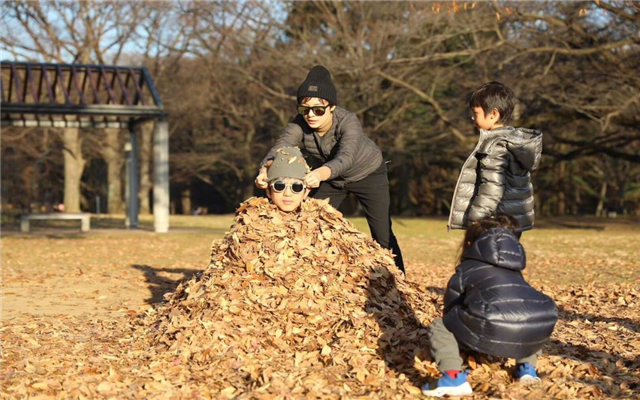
[
  {"xmin": 505, "ymin": 127, "xmax": 543, "ymax": 171},
  {"xmin": 462, "ymin": 228, "xmax": 526, "ymax": 271},
  {"xmin": 478, "ymin": 127, "xmax": 543, "ymax": 172}
]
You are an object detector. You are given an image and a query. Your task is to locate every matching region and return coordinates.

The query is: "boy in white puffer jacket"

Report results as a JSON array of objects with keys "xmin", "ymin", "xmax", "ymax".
[{"xmin": 448, "ymin": 82, "xmax": 542, "ymax": 239}]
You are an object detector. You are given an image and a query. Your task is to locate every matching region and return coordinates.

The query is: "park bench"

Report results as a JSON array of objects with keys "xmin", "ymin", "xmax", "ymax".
[{"xmin": 20, "ymin": 213, "xmax": 91, "ymax": 233}]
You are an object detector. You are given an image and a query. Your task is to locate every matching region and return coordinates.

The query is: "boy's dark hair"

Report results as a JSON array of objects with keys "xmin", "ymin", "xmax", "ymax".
[
  {"xmin": 469, "ymin": 81, "xmax": 516, "ymax": 124},
  {"xmin": 298, "ymin": 97, "xmax": 335, "ymax": 108},
  {"xmin": 458, "ymin": 215, "xmax": 519, "ymax": 262}
]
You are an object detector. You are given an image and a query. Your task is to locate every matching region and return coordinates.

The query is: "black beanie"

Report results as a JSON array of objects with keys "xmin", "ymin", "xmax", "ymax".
[{"xmin": 297, "ymin": 65, "xmax": 338, "ymax": 105}]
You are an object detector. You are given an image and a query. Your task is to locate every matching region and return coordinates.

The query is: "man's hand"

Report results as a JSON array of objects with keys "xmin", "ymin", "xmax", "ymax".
[
  {"xmin": 255, "ymin": 167, "xmax": 269, "ymax": 189},
  {"xmin": 304, "ymin": 166, "xmax": 331, "ymax": 188},
  {"xmin": 304, "ymin": 170, "xmax": 322, "ymax": 188}
]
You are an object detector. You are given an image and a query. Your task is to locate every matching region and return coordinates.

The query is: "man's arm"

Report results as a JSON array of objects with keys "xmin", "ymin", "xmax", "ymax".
[
  {"xmin": 259, "ymin": 117, "xmax": 305, "ymax": 168},
  {"xmin": 255, "ymin": 117, "xmax": 305, "ymax": 189},
  {"xmin": 322, "ymin": 112, "xmax": 364, "ymax": 180}
]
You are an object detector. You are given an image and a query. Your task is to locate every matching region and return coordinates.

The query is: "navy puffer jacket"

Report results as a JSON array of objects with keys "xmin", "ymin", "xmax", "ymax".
[{"xmin": 442, "ymin": 228, "xmax": 558, "ymax": 359}]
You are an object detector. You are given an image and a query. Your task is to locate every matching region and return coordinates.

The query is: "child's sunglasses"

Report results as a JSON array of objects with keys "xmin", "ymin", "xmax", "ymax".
[
  {"xmin": 297, "ymin": 104, "xmax": 331, "ymax": 117},
  {"xmin": 270, "ymin": 180, "xmax": 307, "ymax": 194}
]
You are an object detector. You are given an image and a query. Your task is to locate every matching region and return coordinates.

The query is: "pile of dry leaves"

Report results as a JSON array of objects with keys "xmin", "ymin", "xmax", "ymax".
[
  {"xmin": 132, "ymin": 196, "xmax": 438, "ymax": 397},
  {"xmin": 1, "ymin": 197, "xmax": 638, "ymax": 399}
]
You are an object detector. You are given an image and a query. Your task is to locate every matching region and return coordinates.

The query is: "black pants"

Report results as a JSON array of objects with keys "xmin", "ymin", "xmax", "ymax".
[{"xmin": 311, "ymin": 163, "xmax": 405, "ymax": 273}]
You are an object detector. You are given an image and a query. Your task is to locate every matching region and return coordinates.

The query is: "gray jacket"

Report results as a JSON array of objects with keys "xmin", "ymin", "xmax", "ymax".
[
  {"xmin": 448, "ymin": 127, "xmax": 543, "ymax": 232},
  {"xmin": 260, "ymin": 107, "xmax": 383, "ymax": 187}
]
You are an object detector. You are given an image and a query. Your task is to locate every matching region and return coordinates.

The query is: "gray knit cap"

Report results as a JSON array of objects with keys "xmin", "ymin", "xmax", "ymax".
[{"xmin": 267, "ymin": 147, "xmax": 310, "ymax": 181}]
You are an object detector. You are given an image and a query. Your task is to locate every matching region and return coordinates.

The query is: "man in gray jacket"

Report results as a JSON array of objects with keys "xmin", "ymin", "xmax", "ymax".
[
  {"xmin": 256, "ymin": 66, "xmax": 404, "ymax": 272},
  {"xmin": 448, "ymin": 82, "xmax": 543, "ymax": 238}
]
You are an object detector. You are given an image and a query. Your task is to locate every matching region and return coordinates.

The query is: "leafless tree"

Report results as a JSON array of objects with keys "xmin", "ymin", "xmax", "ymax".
[{"xmin": 3, "ymin": 0, "xmax": 639, "ymax": 216}]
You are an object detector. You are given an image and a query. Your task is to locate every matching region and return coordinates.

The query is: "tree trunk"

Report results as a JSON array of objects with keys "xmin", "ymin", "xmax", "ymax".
[
  {"xmin": 557, "ymin": 191, "xmax": 566, "ymax": 215},
  {"xmin": 22, "ymin": 165, "xmax": 35, "ymax": 212},
  {"xmin": 241, "ymin": 176, "xmax": 254, "ymax": 202},
  {"xmin": 181, "ymin": 188, "xmax": 191, "ymax": 215},
  {"xmin": 101, "ymin": 128, "xmax": 124, "ymax": 214},
  {"xmin": 572, "ymin": 186, "xmax": 581, "ymax": 215},
  {"xmin": 596, "ymin": 180, "xmax": 607, "ymax": 217},
  {"xmin": 170, "ymin": 199, "xmax": 177, "ymax": 215},
  {"xmin": 138, "ymin": 122, "xmax": 154, "ymax": 215},
  {"xmin": 557, "ymin": 163, "xmax": 566, "ymax": 215},
  {"xmin": 62, "ymin": 128, "xmax": 85, "ymax": 213}
]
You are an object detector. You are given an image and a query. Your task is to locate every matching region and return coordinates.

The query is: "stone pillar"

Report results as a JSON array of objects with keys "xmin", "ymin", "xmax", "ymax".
[
  {"xmin": 125, "ymin": 130, "xmax": 139, "ymax": 228},
  {"xmin": 153, "ymin": 119, "xmax": 170, "ymax": 233}
]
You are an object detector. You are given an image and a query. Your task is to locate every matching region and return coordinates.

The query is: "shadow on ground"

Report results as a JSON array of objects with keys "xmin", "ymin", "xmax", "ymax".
[
  {"xmin": 1, "ymin": 217, "xmax": 229, "ymax": 238},
  {"xmin": 535, "ymin": 216, "xmax": 640, "ymax": 231},
  {"xmin": 132, "ymin": 264, "xmax": 201, "ymax": 304},
  {"xmin": 366, "ymin": 267, "xmax": 431, "ymax": 388},
  {"xmin": 558, "ymin": 306, "xmax": 639, "ymax": 334}
]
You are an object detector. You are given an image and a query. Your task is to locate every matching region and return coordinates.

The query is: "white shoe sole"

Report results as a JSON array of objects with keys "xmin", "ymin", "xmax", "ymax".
[
  {"xmin": 422, "ymin": 381, "xmax": 473, "ymax": 397},
  {"xmin": 518, "ymin": 374, "xmax": 542, "ymax": 386}
]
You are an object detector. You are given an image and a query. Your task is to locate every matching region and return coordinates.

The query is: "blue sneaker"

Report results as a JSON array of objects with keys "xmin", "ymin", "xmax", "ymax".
[
  {"xmin": 421, "ymin": 370, "xmax": 473, "ymax": 397},
  {"xmin": 514, "ymin": 362, "xmax": 541, "ymax": 385}
]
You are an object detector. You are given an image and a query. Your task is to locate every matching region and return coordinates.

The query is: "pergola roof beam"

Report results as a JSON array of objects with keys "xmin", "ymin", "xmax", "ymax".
[
  {"xmin": 115, "ymin": 67, "xmax": 132, "ymax": 105},
  {"xmin": 102, "ymin": 66, "xmax": 118, "ymax": 104},
  {"xmin": 1, "ymin": 71, "xmax": 6, "ymax": 103},
  {"xmin": 3, "ymin": 104, "xmax": 166, "ymax": 118},
  {"xmin": 131, "ymin": 67, "xmax": 146, "ymax": 106},
  {"xmin": 86, "ymin": 67, "xmax": 101, "ymax": 103},
  {"xmin": 71, "ymin": 66, "xmax": 87, "ymax": 105},
  {"xmin": 10, "ymin": 63, "xmax": 21, "ymax": 103},
  {"xmin": 2, "ymin": 62, "xmax": 166, "ymax": 121}
]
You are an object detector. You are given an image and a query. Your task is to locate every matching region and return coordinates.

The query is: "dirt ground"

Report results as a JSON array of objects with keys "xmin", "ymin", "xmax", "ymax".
[
  {"xmin": 2, "ymin": 215, "xmax": 638, "ymax": 321},
  {"xmin": 1, "ymin": 215, "xmax": 639, "ymax": 399},
  {"xmin": 1, "ymin": 229, "xmax": 217, "ymax": 321}
]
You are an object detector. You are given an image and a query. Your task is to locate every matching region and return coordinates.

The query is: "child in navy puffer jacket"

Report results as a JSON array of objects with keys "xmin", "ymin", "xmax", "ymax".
[{"xmin": 423, "ymin": 215, "xmax": 558, "ymax": 398}]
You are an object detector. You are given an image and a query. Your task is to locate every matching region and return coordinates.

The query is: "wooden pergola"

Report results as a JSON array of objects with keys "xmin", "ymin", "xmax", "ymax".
[{"xmin": 1, "ymin": 61, "xmax": 170, "ymax": 232}]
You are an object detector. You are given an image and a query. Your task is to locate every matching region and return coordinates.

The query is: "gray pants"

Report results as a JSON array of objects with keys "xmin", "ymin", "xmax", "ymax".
[{"xmin": 428, "ymin": 318, "xmax": 541, "ymax": 371}]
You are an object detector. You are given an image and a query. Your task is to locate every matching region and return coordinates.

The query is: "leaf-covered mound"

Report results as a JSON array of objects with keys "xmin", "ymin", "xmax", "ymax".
[{"xmin": 136, "ymin": 197, "xmax": 438, "ymax": 397}]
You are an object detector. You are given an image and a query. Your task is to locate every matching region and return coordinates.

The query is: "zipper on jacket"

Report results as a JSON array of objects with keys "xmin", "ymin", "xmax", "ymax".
[
  {"xmin": 311, "ymin": 131, "xmax": 328, "ymax": 161},
  {"xmin": 311, "ymin": 114, "xmax": 338, "ymax": 161},
  {"xmin": 447, "ymin": 129, "xmax": 488, "ymax": 230}
]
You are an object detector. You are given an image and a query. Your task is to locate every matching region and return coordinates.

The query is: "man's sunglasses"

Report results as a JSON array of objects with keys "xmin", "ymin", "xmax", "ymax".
[
  {"xmin": 297, "ymin": 104, "xmax": 331, "ymax": 117},
  {"xmin": 270, "ymin": 180, "xmax": 307, "ymax": 194}
]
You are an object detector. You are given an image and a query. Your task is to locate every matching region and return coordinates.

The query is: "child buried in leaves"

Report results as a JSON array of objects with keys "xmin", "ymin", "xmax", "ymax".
[{"xmin": 135, "ymin": 146, "xmax": 427, "ymax": 398}]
